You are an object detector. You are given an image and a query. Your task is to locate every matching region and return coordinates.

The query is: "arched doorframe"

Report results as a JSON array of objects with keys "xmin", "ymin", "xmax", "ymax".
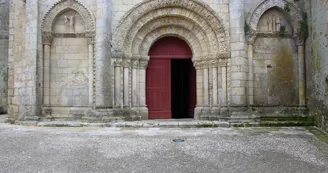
[
  {"xmin": 246, "ymin": 0, "xmax": 306, "ymax": 106},
  {"xmin": 112, "ymin": 0, "xmax": 230, "ymax": 120},
  {"xmin": 146, "ymin": 37, "xmax": 196, "ymax": 119}
]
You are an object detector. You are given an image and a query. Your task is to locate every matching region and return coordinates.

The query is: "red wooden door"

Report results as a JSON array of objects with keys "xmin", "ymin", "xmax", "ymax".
[
  {"xmin": 147, "ymin": 37, "xmax": 194, "ymax": 119},
  {"xmin": 146, "ymin": 59, "xmax": 171, "ymax": 119}
]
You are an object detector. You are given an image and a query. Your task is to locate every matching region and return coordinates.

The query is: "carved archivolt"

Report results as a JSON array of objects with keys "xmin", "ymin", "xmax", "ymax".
[
  {"xmin": 138, "ymin": 26, "xmax": 203, "ymax": 57},
  {"xmin": 115, "ymin": 0, "xmax": 230, "ymax": 61},
  {"xmin": 248, "ymin": 0, "xmax": 303, "ymax": 43},
  {"xmin": 41, "ymin": 0, "xmax": 96, "ymax": 36}
]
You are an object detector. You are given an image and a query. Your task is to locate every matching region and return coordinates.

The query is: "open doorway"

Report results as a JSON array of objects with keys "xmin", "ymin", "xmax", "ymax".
[
  {"xmin": 171, "ymin": 59, "xmax": 196, "ymax": 119},
  {"xmin": 147, "ymin": 37, "xmax": 196, "ymax": 119}
]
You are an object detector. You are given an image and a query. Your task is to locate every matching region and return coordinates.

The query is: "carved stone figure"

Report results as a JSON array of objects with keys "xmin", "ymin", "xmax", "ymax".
[
  {"xmin": 64, "ymin": 15, "xmax": 74, "ymax": 28},
  {"xmin": 276, "ymin": 17, "xmax": 281, "ymax": 32}
]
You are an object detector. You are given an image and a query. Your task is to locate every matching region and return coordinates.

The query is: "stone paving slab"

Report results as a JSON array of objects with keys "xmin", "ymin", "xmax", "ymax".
[{"xmin": 0, "ymin": 124, "xmax": 327, "ymax": 173}]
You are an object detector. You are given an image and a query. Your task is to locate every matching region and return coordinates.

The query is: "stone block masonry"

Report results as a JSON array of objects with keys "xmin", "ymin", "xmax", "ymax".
[{"xmin": 2, "ymin": 0, "xmax": 317, "ymax": 124}]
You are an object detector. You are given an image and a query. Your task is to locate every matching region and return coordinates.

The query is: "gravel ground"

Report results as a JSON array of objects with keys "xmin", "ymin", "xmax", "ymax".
[{"xmin": 0, "ymin": 123, "xmax": 327, "ymax": 173}]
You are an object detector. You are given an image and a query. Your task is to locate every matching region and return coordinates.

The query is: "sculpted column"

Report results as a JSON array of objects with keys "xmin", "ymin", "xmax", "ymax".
[
  {"xmin": 194, "ymin": 59, "xmax": 204, "ymax": 120},
  {"xmin": 210, "ymin": 59, "xmax": 219, "ymax": 115},
  {"xmin": 113, "ymin": 57, "xmax": 122, "ymax": 108},
  {"xmin": 131, "ymin": 57, "xmax": 139, "ymax": 107},
  {"xmin": 247, "ymin": 44, "xmax": 254, "ymax": 105},
  {"xmin": 87, "ymin": 37, "xmax": 95, "ymax": 107},
  {"xmin": 42, "ymin": 34, "xmax": 52, "ymax": 106},
  {"xmin": 138, "ymin": 57, "xmax": 149, "ymax": 119},
  {"xmin": 220, "ymin": 61, "xmax": 228, "ymax": 114},
  {"xmin": 123, "ymin": 56, "xmax": 131, "ymax": 107}
]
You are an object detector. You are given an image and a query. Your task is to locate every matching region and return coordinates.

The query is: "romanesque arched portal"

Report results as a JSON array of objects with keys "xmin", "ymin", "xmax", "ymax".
[
  {"xmin": 41, "ymin": 0, "xmax": 96, "ymax": 119},
  {"xmin": 113, "ymin": 0, "xmax": 230, "ymax": 119}
]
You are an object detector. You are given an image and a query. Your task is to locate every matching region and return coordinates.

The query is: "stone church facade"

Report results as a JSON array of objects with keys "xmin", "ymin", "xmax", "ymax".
[{"xmin": 0, "ymin": 0, "xmax": 327, "ymax": 129}]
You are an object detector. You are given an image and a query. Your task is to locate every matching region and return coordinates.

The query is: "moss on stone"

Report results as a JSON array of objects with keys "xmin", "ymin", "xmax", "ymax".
[
  {"xmin": 306, "ymin": 127, "xmax": 328, "ymax": 144},
  {"xmin": 196, "ymin": 123, "xmax": 218, "ymax": 128},
  {"xmin": 268, "ymin": 46, "xmax": 297, "ymax": 104}
]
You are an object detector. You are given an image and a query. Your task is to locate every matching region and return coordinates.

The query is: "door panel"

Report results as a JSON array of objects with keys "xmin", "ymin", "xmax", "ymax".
[
  {"xmin": 147, "ymin": 37, "xmax": 195, "ymax": 119},
  {"xmin": 146, "ymin": 59, "xmax": 171, "ymax": 119}
]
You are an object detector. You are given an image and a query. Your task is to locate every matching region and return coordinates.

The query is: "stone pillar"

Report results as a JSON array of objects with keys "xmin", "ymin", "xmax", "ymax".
[
  {"xmin": 194, "ymin": 60, "xmax": 204, "ymax": 120},
  {"xmin": 217, "ymin": 65, "xmax": 223, "ymax": 107},
  {"xmin": 132, "ymin": 59, "xmax": 139, "ymax": 107},
  {"xmin": 123, "ymin": 58, "xmax": 131, "ymax": 106},
  {"xmin": 138, "ymin": 58, "xmax": 149, "ymax": 119},
  {"xmin": 203, "ymin": 68, "xmax": 209, "ymax": 105},
  {"xmin": 21, "ymin": 0, "xmax": 39, "ymax": 120},
  {"xmin": 43, "ymin": 43, "xmax": 51, "ymax": 105},
  {"xmin": 247, "ymin": 44, "xmax": 254, "ymax": 105},
  {"xmin": 87, "ymin": 39, "xmax": 94, "ymax": 107},
  {"xmin": 211, "ymin": 60, "xmax": 219, "ymax": 115},
  {"xmin": 114, "ymin": 59, "xmax": 122, "ymax": 107},
  {"xmin": 298, "ymin": 45, "xmax": 306, "ymax": 106},
  {"xmin": 196, "ymin": 68, "xmax": 203, "ymax": 106},
  {"xmin": 95, "ymin": 0, "xmax": 111, "ymax": 107},
  {"xmin": 221, "ymin": 64, "xmax": 228, "ymax": 106},
  {"xmin": 229, "ymin": 0, "xmax": 247, "ymax": 109}
]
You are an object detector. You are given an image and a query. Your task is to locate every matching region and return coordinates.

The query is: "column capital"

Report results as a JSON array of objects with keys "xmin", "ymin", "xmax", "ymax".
[
  {"xmin": 139, "ymin": 60, "xmax": 148, "ymax": 69},
  {"xmin": 42, "ymin": 32, "xmax": 53, "ymax": 45},
  {"xmin": 113, "ymin": 59, "xmax": 122, "ymax": 67},
  {"xmin": 132, "ymin": 59, "xmax": 139, "ymax": 68},
  {"xmin": 123, "ymin": 58, "xmax": 131, "ymax": 68},
  {"xmin": 86, "ymin": 37, "xmax": 95, "ymax": 45}
]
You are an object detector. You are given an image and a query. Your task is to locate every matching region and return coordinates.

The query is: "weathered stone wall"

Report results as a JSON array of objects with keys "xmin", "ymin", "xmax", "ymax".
[
  {"xmin": 252, "ymin": 8, "xmax": 299, "ymax": 106},
  {"xmin": 8, "ymin": 0, "xmax": 27, "ymax": 120},
  {"xmin": 5, "ymin": 0, "xmax": 320, "ymax": 122},
  {"xmin": 253, "ymin": 38, "xmax": 298, "ymax": 106},
  {"xmin": 305, "ymin": 0, "xmax": 328, "ymax": 131},
  {"xmin": 0, "ymin": 0, "xmax": 9, "ymax": 114}
]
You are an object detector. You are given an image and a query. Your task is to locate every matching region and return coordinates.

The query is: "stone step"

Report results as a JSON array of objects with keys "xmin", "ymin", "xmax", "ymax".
[
  {"xmin": 25, "ymin": 120, "xmax": 231, "ymax": 128},
  {"xmin": 14, "ymin": 118, "xmax": 314, "ymax": 128}
]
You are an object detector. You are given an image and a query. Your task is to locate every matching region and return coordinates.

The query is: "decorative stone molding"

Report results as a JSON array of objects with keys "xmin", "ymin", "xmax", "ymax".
[
  {"xmin": 112, "ymin": 52, "xmax": 124, "ymax": 60},
  {"xmin": 247, "ymin": 0, "xmax": 303, "ymax": 43},
  {"xmin": 127, "ymin": 13, "xmax": 216, "ymax": 55},
  {"xmin": 115, "ymin": 0, "xmax": 230, "ymax": 62},
  {"xmin": 41, "ymin": 0, "xmax": 95, "ymax": 33},
  {"xmin": 139, "ymin": 27, "xmax": 204, "ymax": 57}
]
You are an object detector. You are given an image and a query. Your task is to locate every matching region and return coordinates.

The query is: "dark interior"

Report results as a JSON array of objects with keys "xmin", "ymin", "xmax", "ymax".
[{"xmin": 171, "ymin": 59, "xmax": 191, "ymax": 119}]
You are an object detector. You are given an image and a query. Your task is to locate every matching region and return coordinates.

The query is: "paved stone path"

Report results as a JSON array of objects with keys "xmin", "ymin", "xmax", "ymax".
[{"xmin": 0, "ymin": 122, "xmax": 328, "ymax": 173}]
